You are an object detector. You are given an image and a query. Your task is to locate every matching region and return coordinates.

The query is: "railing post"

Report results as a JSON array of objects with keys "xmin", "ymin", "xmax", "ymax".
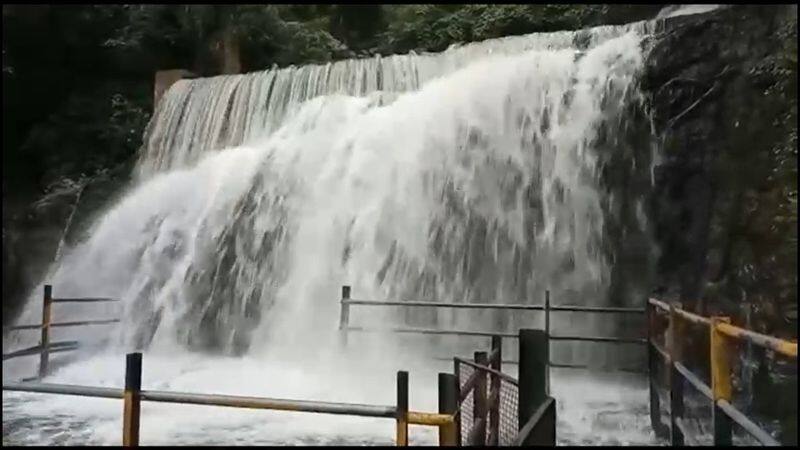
[
  {"xmin": 741, "ymin": 302, "xmax": 754, "ymax": 409},
  {"xmin": 668, "ymin": 303, "xmax": 684, "ymax": 446},
  {"xmin": 38, "ymin": 285, "xmax": 53, "ymax": 380},
  {"xmin": 518, "ymin": 328, "xmax": 553, "ymax": 445},
  {"xmin": 647, "ymin": 300, "xmax": 668, "ymax": 440},
  {"xmin": 711, "ymin": 316, "xmax": 733, "ymax": 446},
  {"xmin": 488, "ymin": 336, "xmax": 503, "ymax": 446},
  {"xmin": 544, "ymin": 290, "xmax": 551, "ymax": 394},
  {"xmin": 453, "ymin": 358, "xmax": 462, "ymax": 446},
  {"xmin": 473, "ymin": 351, "xmax": 488, "ymax": 445},
  {"xmin": 489, "ymin": 336, "xmax": 502, "ymax": 445},
  {"xmin": 339, "ymin": 285, "xmax": 351, "ymax": 347},
  {"xmin": 122, "ymin": 352, "xmax": 142, "ymax": 447},
  {"xmin": 438, "ymin": 372, "xmax": 459, "ymax": 446},
  {"xmin": 396, "ymin": 370, "xmax": 409, "ymax": 446}
]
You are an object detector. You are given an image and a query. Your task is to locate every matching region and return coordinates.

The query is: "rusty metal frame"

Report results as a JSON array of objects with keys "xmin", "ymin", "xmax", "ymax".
[{"xmin": 647, "ymin": 297, "xmax": 795, "ymax": 446}]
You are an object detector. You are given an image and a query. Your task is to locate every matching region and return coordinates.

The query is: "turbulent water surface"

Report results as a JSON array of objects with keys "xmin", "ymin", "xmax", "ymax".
[{"xmin": 4, "ymin": 15, "xmax": 672, "ymax": 446}]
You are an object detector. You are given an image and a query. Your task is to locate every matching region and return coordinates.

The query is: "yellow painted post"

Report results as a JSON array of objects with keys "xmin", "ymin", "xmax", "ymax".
[
  {"xmin": 122, "ymin": 353, "xmax": 142, "ymax": 446},
  {"xmin": 438, "ymin": 373, "xmax": 458, "ymax": 446},
  {"xmin": 38, "ymin": 285, "xmax": 53, "ymax": 379},
  {"xmin": 668, "ymin": 303, "xmax": 684, "ymax": 446},
  {"xmin": 646, "ymin": 299, "xmax": 668, "ymax": 440},
  {"xmin": 710, "ymin": 316, "xmax": 733, "ymax": 446},
  {"xmin": 396, "ymin": 370, "xmax": 409, "ymax": 446}
]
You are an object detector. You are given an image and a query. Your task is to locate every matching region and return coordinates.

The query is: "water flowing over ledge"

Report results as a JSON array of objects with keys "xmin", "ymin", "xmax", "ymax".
[
  {"xmin": 5, "ymin": 17, "xmax": 667, "ymax": 447},
  {"xmin": 138, "ymin": 20, "xmax": 657, "ymax": 176}
]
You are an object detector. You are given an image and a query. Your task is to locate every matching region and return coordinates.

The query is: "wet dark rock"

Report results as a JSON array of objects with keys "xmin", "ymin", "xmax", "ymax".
[
  {"xmin": 644, "ymin": 5, "xmax": 797, "ymax": 444},
  {"xmin": 2, "ymin": 162, "xmax": 133, "ymax": 325},
  {"xmin": 644, "ymin": 4, "xmax": 797, "ymax": 330}
]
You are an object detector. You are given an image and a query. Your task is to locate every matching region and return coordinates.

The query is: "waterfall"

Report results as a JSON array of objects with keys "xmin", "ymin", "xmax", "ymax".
[
  {"xmin": 4, "ymin": 18, "xmax": 670, "ymax": 447},
  {"xmin": 8, "ymin": 20, "xmax": 658, "ymax": 363},
  {"xmin": 29, "ymin": 19, "xmax": 665, "ymax": 359}
]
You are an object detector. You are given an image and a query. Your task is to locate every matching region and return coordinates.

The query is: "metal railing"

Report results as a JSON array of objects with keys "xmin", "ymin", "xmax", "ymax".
[
  {"xmin": 454, "ymin": 336, "xmax": 518, "ymax": 445},
  {"xmin": 339, "ymin": 286, "xmax": 647, "ymax": 375},
  {"xmin": 3, "ymin": 285, "xmax": 120, "ymax": 379},
  {"xmin": 3, "ymin": 352, "xmax": 458, "ymax": 446},
  {"xmin": 647, "ymin": 297, "xmax": 798, "ymax": 446},
  {"xmin": 512, "ymin": 329, "xmax": 556, "ymax": 446},
  {"xmin": 449, "ymin": 329, "xmax": 555, "ymax": 447}
]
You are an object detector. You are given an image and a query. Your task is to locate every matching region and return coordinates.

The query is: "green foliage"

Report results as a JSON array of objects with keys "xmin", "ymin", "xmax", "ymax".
[
  {"xmin": 377, "ymin": 5, "xmax": 611, "ymax": 54},
  {"xmin": 20, "ymin": 82, "xmax": 150, "ymax": 187},
  {"xmin": 2, "ymin": 4, "xmax": 664, "ymax": 204},
  {"xmin": 233, "ymin": 6, "xmax": 348, "ymax": 69}
]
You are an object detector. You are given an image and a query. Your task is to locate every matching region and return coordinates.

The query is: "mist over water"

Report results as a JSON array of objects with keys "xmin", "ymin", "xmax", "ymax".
[{"xmin": 5, "ymin": 19, "xmax": 665, "ymax": 445}]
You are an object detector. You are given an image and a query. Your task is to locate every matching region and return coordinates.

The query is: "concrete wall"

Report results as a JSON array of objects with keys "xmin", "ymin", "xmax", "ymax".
[{"xmin": 154, "ymin": 70, "xmax": 197, "ymax": 107}]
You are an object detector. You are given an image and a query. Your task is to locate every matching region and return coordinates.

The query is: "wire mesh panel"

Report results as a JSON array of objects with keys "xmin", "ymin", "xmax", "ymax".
[
  {"xmin": 497, "ymin": 377, "xmax": 519, "ymax": 445},
  {"xmin": 458, "ymin": 363, "xmax": 475, "ymax": 444},
  {"xmin": 457, "ymin": 360, "xmax": 519, "ymax": 446}
]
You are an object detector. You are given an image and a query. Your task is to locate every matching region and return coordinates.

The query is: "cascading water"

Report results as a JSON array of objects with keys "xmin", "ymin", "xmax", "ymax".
[{"xmin": 4, "ymin": 19, "xmax": 663, "ymax": 445}]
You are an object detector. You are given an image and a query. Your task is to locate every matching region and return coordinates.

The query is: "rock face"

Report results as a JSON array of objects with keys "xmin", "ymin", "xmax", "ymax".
[
  {"xmin": 644, "ymin": 5, "xmax": 797, "ymax": 338},
  {"xmin": 2, "ymin": 183, "xmax": 83, "ymax": 321},
  {"xmin": 644, "ymin": 6, "xmax": 796, "ymax": 443},
  {"xmin": 2, "ymin": 163, "xmax": 134, "ymax": 325}
]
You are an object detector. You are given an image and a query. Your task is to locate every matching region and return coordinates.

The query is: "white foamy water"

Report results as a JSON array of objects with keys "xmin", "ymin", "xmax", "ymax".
[
  {"xmin": 5, "ymin": 19, "xmax": 668, "ymax": 446},
  {"xmin": 3, "ymin": 351, "xmax": 657, "ymax": 445}
]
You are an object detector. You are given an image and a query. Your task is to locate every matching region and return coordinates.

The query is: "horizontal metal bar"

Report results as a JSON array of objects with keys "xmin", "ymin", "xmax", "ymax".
[
  {"xmin": 407, "ymin": 411, "xmax": 454, "ymax": 426},
  {"xmin": 345, "ymin": 326, "xmax": 516, "ymax": 339},
  {"xmin": 5, "ymin": 383, "xmax": 437, "ymax": 425},
  {"xmin": 651, "ymin": 297, "xmax": 796, "ymax": 357},
  {"xmin": 550, "ymin": 335, "xmax": 646, "ymax": 344},
  {"xmin": 648, "ymin": 298, "xmax": 670, "ymax": 311},
  {"xmin": 677, "ymin": 309, "xmax": 710, "ymax": 326},
  {"xmin": 44, "ymin": 345, "xmax": 80, "ymax": 356},
  {"xmin": 140, "ymin": 390, "xmax": 397, "ymax": 418},
  {"xmin": 434, "ymin": 356, "xmax": 520, "ymax": 366},
  {"xmin": 651, "ymin": 340, "xmax": 670, "ymax": 363},
  {"xmin": 716, "ymin": 322, "xmax": 797, "ymax": 359},
  {"xmin": 547, "ymin": 362, "xmax": 646, "ymax": 374},
  {"xmin": 50, "ymin": 319, "xmax": 120, "ymax": 328},
  {"xmin": 716, "ymin": 399, "xmax": 781, "ymax": 446},
  {"xmin": 445, "ymin": 356, "xmax": 643, "ymax": 373},
  {"xmin": 52, "ymin": 297, "xmax": 118, "ymax": 303},
  {"xmin": 3, "ymin": 382, "xmax": 124, "ymax": 399},
  {"xmin": 454, "ymin": 357, "xmax": 519, "ymax": 386},
  {"xmin": 648, "ymin": 298, "xmax": 710, "ymax": 325},
  {"xmin": 347, "ymin": 326, "xmax": 643, "ymax": 345},
  {"xmin": 347, "ymin": 299, "xmax": 645, "ymax": 314},
  {"xmin": 346, "ymin": 299, "xmax": 543, "ymax": 310},
  {"xmin": 49, "ymin": 340, "xmax": 81, "ymax": 348},
  {"xmin": 512, "ymin": 397, "xmax": 555, "ymax": 446},
  {"xmin": 3, "ymin": 345, "xmax": 37, "ymax": 361},
  {"xmin": 3, "ymin": 344, "xmax": 78, "ymax": 361},
  {"xmin": 2, "ymin": 341, "xmax": 80, "ymax": 361},
  {"xmin": 4, "ymin": 324, "xmax": 41, "ymax": 331},
  {"xmin": 674, "ymin": 361, "xmax": 712, "ymax": 400},
  {"xmin": 549, "ymin": 305, "xmax": 645, "ymax": 314}
]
